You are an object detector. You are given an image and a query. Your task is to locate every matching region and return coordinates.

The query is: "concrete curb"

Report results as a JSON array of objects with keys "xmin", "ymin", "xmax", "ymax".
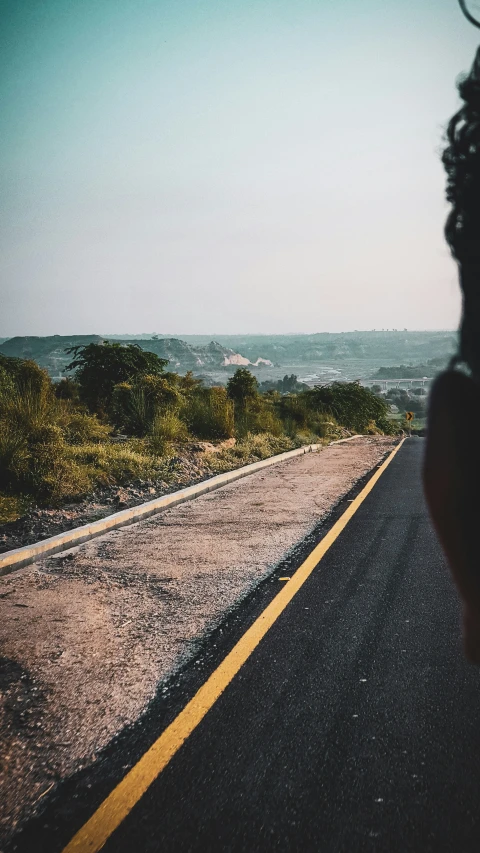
[{"xmin": 0, "ymin": 435, "xmax": 366, "ymax": 577}]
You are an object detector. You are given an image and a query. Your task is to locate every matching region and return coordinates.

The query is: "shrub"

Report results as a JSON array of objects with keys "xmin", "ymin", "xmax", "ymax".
[
  {"xmin": 0, "ymin": 411, "xmax": 93, "ymax": 504},
  {"xmin": 149, "ymin": 410, "xmax": 189, "ymax": 455},
  {"xmin": 112, "ymin": 374, "xmax": 184, "ymax": 435},
  {"xmin": 276, "ymin": 394, "xmax": 310, "ymax": 431},
  {"xmin": 185, "ymin": 387, "xmax": 234, "ymax": 439},
  {"xmin": 240, "ymin": 400, "xmax": 284, "ymax": 437},
  {"xmin": 0, "ymin": 367, "xmax": 65, "ymax": 498},
  {"xmin": 0, "ymin": 364, "xmax": 15, "ymax": 398},
  {"xmin": 0, "ymin": 494, "xmax": 29, "ymax": 524},
  {"xmin": 31, "ymin": 451, "xmax": 93, "ymax": 503},
  {"xmin": 112, "ymin": 382, "xmax": 150, "ymax": 436},
  {"xmin": 305, "ymin": 382, "xmax": 391, "ymax": 434},
  {"xmin": 0, "ymin": 358, "xmax": 109, "ymax": 503},
  {"xmin": 63, "ymin": 412, "xmax": 112, "ymax": 444},
  {"xmin": 55, "ymin": 377, "xmax": 81, "ymax": 401},
  {"xmin": 0, "ymin": 355, "xmax": 51, "ymax": 398},
  {"xmin": 0, "ymin": 424, "xmax": 30, "ymax": 488}
]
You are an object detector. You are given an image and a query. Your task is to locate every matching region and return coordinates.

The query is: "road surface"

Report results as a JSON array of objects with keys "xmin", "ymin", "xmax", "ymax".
[{"xmin": 11, "ymin": 438, "xmax": 480, "ymax": 852}]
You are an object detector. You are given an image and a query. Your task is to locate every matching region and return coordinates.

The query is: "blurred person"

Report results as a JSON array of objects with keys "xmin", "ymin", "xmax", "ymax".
[{"xmin": 424, "ymin": 45, "xmax": 480, "ymax": 662}]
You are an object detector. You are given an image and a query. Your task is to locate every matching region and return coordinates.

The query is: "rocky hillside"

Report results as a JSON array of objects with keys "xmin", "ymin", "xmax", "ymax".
[
  {"xmin": 0, "ymin": 335, "xmax": 271, "ymax": 379},
  {"xmin": 176, "ymin": 331, "xmax": 458, "ymax": 364},
  {"xmin": 0, "ymin": 335, "xmax": 104, "ymax": 376}
]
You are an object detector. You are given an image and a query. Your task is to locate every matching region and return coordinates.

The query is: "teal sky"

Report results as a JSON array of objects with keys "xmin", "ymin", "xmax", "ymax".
[{"xmin": 1, "ymin": 0, "xmax": 479, "ymax": 335}]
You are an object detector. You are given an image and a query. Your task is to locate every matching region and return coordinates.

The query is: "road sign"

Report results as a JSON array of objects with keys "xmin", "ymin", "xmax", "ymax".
[{"xmin": 405, "ymin": 411, "xmax": 414, "ymax": 422}]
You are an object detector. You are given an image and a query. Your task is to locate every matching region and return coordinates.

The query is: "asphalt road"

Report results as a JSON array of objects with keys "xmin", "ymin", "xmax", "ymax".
[{"xmin": 12, "ymin": 438, "xmax": 480, "ymax": 852}]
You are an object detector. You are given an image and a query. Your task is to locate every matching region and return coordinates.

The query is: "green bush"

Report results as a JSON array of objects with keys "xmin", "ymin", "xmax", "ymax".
[
  {"xmin": 185, "ymin": 387, "xmax": 234, "ymax": 439},
  {"xmin": 304, "ymin": 382, "xmax": 392, "ymax": 434},
  {"xmin": 0, "ymin": 494, "xmax": 29, "ymax": 524},
  {"xmin": 0, "ymin": 359, "xmax": 111, "ymax": 503},
  {"xmin": 0, "ymin": 364, "xmax": 15, "ymax": 398},
  {"xmin": 112, "ymin": 374, "xmax": 184, "ymax": 435},
  {"xmin": 63, "ymin": 412, "xmax": 112, "ymax": 445},
  {"xmin": 0, "ymin": 423, "xmax": 30, "ymax": 487},
  {"xmin": 55, "ymin": 377, "xmax": 80, "ymax": 401},
  {"xmin": 0, "ymin": 363, "xmax": 67, "ymax": 499},
  {"xmin": 239, "ymin": 402, "xmax": 284, "ymax": 437},
  {"xmin": 273, "ymin": 394, "xmax": 340, "ymax": 440},
  {"xmin": 149, "ymin": 410, "xmax": 189, "ymax": 455},
  {"xmin": 0, "ymin": 410, "xmax": 93, "ymax": 503}
]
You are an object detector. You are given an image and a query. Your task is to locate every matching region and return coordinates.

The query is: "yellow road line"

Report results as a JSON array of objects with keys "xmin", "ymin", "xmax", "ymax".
[{"xmin": 63, "ymin": 439, "xmax": 405, "ymax": 853}]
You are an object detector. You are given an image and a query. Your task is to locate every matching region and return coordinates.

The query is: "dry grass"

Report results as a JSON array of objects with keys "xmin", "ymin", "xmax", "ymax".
[
  {"xmin": 66, "ymin": 441, "xmax": 171, "ymax": 487},
  {"xmin": 204, "ymin": 432, "xmax": 300, "ymax": 473}
]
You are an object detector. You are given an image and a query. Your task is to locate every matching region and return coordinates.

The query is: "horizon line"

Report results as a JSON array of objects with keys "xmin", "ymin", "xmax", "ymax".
[{"xmin": 0, "ymin": 329, "xmax": 459, "ymax": 339}]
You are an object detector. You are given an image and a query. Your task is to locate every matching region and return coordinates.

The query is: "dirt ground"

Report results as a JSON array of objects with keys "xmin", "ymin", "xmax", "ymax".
[{"xmin": 0, "ymin": 436, "xmax": 396, "ymax": 842}]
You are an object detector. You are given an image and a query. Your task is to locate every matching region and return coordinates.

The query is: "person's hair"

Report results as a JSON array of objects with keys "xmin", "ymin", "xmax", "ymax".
[{"xmin": 443, "ymin": 46, "xmax": 480, "ymax": 376}]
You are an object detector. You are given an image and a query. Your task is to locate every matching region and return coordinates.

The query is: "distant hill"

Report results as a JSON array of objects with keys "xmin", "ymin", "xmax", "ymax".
[
  {"xmin": 0, "ymin": 335, "xmax": 104, "ymax": 377},
  {"xmin": 0, "ymin": 331, "xmax": 457, "ymax": 383},
  {"xmin": 121, "ymin": 338, "xmax": 273, "ymax": 370},
  {"xmin": 168, "ymin": 331, "xmax": 458, "ymax": 364},
  {"xmin": 0, "ymin": 335, "xmax": 272, "ymax": 379}
]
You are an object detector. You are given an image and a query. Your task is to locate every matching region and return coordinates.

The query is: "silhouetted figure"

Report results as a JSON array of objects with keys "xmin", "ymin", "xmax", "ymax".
[{"xmin": 424, "ymin": 46, "xmax": 480, "ymax": 662}]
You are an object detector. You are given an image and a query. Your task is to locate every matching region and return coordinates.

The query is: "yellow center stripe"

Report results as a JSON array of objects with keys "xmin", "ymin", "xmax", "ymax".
[{"xmin": 63, "ymin": 438, "xmax": 405, "ymax": 853}]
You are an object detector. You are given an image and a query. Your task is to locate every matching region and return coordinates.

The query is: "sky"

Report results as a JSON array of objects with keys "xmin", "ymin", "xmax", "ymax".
[{"xmin": 1, "ymin": 0, "xmax": 480, "ymax": 337}]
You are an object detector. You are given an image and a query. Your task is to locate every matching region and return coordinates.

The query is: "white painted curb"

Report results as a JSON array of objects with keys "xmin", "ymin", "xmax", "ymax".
[{"xmin": 0, "ymin": 435, "xmax": 366, "ymax": 577}]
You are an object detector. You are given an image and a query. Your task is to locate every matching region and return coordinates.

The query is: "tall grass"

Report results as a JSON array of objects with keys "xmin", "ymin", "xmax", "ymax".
[
  {"xmin": 149, "ymin": 410, "xmax": 189, "ymax": 455},
  {"xmin": 185, "ymin": 387, "xmax": 234, "ymax": 439},
  {"xmin": 67, "ymin": 441, "xmax": 170, "ymax": 485},
  {"xmin": 204, "ymin": 432, "xmax": 299, "ymax": 473},
  {"xmin": 0, "ymin": 365, "xmax": 118, "ymax": 504}
]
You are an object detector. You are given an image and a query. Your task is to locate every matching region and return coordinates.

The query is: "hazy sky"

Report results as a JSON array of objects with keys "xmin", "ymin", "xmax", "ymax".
[{"xmin": 1, "ymin": 0, "xmax": 479, "ymax": 336}]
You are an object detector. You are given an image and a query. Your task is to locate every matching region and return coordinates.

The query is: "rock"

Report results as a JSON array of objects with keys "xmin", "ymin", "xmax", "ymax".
[{"xmin": 113, "ymin": 490, "xmax": 129, "ymax": 508}]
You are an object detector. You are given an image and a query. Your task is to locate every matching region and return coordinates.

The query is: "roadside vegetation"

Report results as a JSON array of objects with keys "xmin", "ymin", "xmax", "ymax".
[{"xmin": 0, "ymin": 343, "xmax": 398, "ymax": 523}]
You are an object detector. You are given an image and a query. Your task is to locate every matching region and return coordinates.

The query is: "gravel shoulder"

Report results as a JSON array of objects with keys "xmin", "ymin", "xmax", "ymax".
[{"xmin": 0, "ymin": 436, "xmax": 396, "ymax": 842}]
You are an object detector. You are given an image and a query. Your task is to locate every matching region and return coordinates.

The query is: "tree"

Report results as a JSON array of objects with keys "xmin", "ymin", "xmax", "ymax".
[
  {"xmin": 226, "ymin": 368, "xmax": 259, "ymax": 409},
  {"xmin": 306, "ymin": 382, "xmax": 393, "ymax": 433},
  {"xmin": 281, "ymin": 374, "xmax": 299, "ymax": 393},
  {"xmin": 66, "ymin": 341, "xmax": 168, "ymax": 414}
]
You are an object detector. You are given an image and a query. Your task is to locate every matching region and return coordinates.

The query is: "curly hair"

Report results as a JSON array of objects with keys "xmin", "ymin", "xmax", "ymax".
[{"xmin": 443, "ymin": 46, "xmax": 480, "ymax": 376}]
